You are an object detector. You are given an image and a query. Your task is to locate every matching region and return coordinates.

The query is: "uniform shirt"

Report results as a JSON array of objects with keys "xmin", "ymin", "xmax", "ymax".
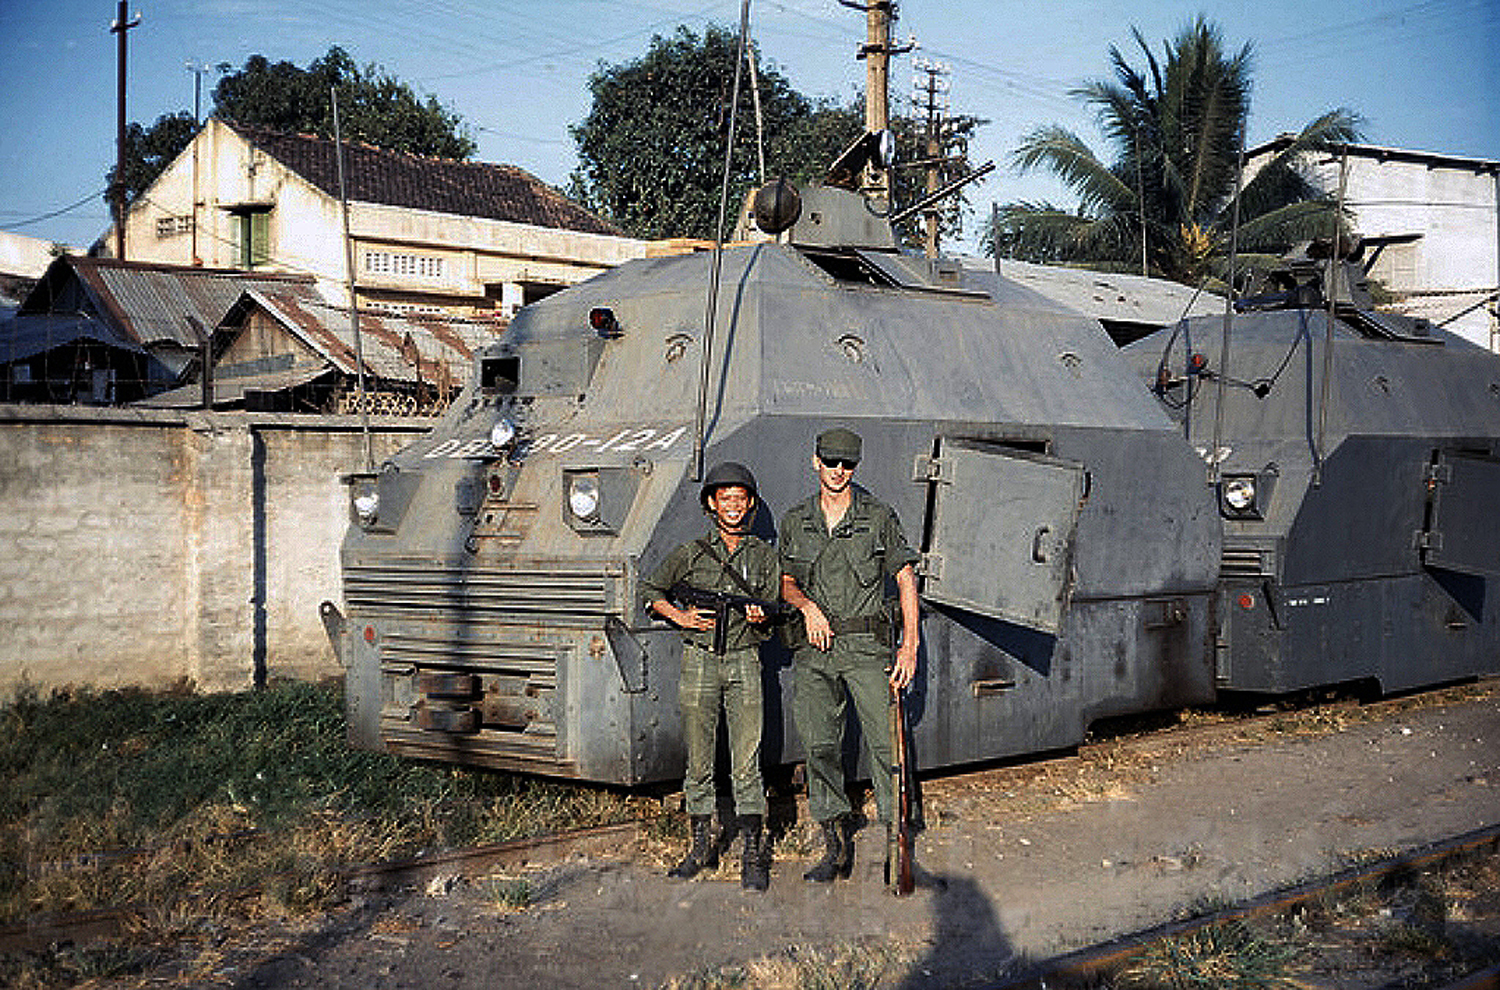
[
  {"xmin": 779, "ymin": 487, "xmax": 919, "ymax": 622},
  {"xmin": 640, "ymin": 530, "xmax": 782, "ymax": 653}
]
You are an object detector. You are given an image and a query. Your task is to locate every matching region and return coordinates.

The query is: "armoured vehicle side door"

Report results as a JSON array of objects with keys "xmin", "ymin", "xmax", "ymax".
[
  {"xmin": 1419, "ymin": 449, "xmax": 1500, "ymax": 577},
  {"xmin": 919, "ymin": 437, "xmax": 1084, "ymax": 634}
]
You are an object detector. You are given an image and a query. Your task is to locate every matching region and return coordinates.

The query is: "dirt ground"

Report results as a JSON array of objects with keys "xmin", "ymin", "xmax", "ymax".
[{"xmin": 51, "ymin": 687, "xmax": 1500, "ymax": 989}]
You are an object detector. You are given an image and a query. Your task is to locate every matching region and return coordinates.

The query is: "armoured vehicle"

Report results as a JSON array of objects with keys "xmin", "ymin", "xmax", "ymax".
[
  {"xmin": 1123, "ymin": 241, "xmax": 1500, "ymax": 695},
  {"xmin": 335, "ymin": 181, "xmax": 1223, "ymax": 784}
]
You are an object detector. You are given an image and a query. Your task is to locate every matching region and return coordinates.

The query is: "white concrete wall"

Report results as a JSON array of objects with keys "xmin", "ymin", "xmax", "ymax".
[
  {"xmin": 0, "ymin": 231, "xmax": 67, "ymax": 278},
  {"xmin": 0, "ymin": 405, "xmax": 427, "ymax": 694},
  {"xmin": 1309, "ymin": 153, "xmax": 1499, "ymax": 349}
]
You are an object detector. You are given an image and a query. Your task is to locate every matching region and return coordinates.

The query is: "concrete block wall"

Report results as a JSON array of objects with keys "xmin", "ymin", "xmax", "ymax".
[{"xmin": 0, "ymin": 405, "xmax": 426, "ymax": 695}]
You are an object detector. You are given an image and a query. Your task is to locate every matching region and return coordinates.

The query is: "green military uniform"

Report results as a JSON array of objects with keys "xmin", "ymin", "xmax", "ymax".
[
  {"xmin": 640, "ymin": 530, "xmax": 780, "ymax": 817},
  {"xmin": 779, "ymin": 486, "xmax": 919, "ymax": 825}
]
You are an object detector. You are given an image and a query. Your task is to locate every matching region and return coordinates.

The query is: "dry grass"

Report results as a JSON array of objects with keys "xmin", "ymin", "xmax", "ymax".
[
  {"xmin": 0, "ymin": 679, "xmax": 660, "ymax": 988},
  {"xmin": 660, "ymin": 938, "xmax": 920, "ymax": 990},
  {"xmin": 1113, "ymin": 919, "xmax": 1301, "ymax": 989}
]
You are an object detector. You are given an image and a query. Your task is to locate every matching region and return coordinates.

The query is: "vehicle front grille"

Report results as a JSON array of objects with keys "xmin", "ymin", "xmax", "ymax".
[{"xmin": 344, "ymin": 557, "xmax": 624, "ymax": 625}]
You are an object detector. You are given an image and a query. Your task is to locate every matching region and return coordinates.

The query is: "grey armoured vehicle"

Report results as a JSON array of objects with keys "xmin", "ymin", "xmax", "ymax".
[
  {"xmin": 336, "ymin": 182, "xmax": 1222, "ymax": 783},
  {"xmin": 1123, "ymin": 241, "xmax": 1500, "ymax": 696}
]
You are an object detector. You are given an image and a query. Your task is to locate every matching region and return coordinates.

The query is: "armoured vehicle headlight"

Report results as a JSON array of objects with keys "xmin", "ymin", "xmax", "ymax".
[
  {"xmin": 353, "ymin": 490, "xmax": 379, "ymax": 524},
  {"xmin": 1218, "ymin": 470, "xmax": 1274, "ymax": 519},
  {"xmin": 489, "ymin": 417, "xmax": 516, "ymax": 450},
  {"xmin": 1223, "ymin": 477, "xmax": 1256, "ymax": 511},
  {"xmin": 567, "ymin": 474, "xmax": 601, "ymax": 520}
]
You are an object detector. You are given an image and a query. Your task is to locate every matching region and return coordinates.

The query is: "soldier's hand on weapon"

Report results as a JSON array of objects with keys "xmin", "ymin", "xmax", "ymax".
[
  {"xmin": 679, "ymin": 606, "xmax": 717, "ymax": 632},
  {"xmin": 889, "ymin": 640, "xmax": 917, "ymax": 690},
  {"xmin": 652, "ymin": 599, "xmax": 717, "ymax": 632},
  {"xmin": 801, "ymin": 602, "xmax": 833, "ymax": 650}
]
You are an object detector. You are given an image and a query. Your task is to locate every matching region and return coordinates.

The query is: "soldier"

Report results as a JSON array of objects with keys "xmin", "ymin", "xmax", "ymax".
[
  {"xmin": 641, "ymin": 462, "xmax": 781, "ymax": 891},
  {"xmin": 780, "ymin": 427, "xmax": 920, "ymax": 882}
]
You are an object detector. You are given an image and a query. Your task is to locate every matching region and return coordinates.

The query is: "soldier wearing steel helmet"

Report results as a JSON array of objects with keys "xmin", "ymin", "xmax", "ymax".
[
  {"xmin": 640, "ymin": 461, "xmax": 781, "ymax": 891},
  {"xmin": 779, "ymin": 427, "xmax": 920, "ymax": 882}
]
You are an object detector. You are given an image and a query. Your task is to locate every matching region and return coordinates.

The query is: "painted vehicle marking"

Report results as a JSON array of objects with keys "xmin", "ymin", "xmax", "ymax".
[{"xmin": 423, "ymin": 424, "xmax": 690, "ymax": 460}]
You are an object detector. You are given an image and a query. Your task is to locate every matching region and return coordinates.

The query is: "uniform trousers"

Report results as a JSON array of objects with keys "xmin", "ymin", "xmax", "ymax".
[
  {"xmin": 793, "ymin": 634, "xmax": 895, "ymax": 825},
  {"xmin": 679, "ymin": 642, "xmax": 766, "ymax": 817}
]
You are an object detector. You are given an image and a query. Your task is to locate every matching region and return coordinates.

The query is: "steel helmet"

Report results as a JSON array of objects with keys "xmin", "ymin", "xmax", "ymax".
[{"xmin": 700, "ymin": 461, "xmax": 758, "ymax": 510}]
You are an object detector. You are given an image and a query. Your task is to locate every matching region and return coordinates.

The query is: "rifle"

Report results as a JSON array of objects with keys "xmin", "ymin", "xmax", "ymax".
[
  {"xmin": 888, "ymin": 683, "xmax": 916, "ymax": 895},
  {"xmin": 667, "ymin": 582, "xmax": 789, "ymax": 655}
]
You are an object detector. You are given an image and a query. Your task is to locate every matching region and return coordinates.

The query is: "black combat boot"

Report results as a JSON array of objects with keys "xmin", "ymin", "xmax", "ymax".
[
  {"xmin": 802, "ymin": 815, "xmax": 852, "ymax": 882},
  {"xmin": 668, "ymin": 814, "xmax": 719, "ymax": 879},
  {"xmin": 739, "ymin": 815, "xmax": 769, "ymax": 891}
]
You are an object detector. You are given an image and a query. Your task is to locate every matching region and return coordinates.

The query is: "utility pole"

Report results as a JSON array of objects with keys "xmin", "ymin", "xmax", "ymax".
[
  {"xmin": 185, "ymin": 60, "xmax": 227, "ymax": 124},
  {"xmin": 912, "ymin": 59, "xmax": 950, "ymax": 257},
  {"xmin": 185, "ymin": 61, "xmax": 225, "ymax": 266},
  {"xmin": 110, "ymin": 0, "xmax": 142, "ymax": 260},
  {"xmin": 844, "ymin": 0, "xmax": 911, "ymax": 203}
]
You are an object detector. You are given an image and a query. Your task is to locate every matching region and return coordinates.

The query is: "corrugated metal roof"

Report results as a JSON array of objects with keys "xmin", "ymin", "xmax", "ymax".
[
  {"xmin": 64, "ymin": 258, "xmax": 314, "ymax": 349},
  {"xmin": 234, "ymin": 286, "xmax": 504, "ymax": 390},
  {"xmin": 142, "ymin": 363, "xmax": 335, "ymax": 408},
  {"xmin": 0, "ymin": 312, "xmax": 145, "ymax": 363},
  {"xmin": 1246, "ymin": 136, "xmax": 1500, "ymax": 173}
]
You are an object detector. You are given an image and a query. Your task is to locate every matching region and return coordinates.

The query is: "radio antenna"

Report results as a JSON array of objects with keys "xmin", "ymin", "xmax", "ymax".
[{"xmin": 691, "ymin": 0, "xmax": 752, "ymax": 483}]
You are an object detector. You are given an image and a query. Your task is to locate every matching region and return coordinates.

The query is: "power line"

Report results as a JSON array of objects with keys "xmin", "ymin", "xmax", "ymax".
[
  {"xmin": 414, "ymin": 0, "xmax": 730, "ymax": 82},
  {"xmin": 1, "ymin": 190, "xmax": 110, "ymax": 233}
]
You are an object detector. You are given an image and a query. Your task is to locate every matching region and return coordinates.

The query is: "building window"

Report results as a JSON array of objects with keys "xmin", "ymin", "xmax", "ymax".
[
  {"xmin": 1368, "ymin": 240, "xmax": 1420, "ymax": 292},
  {"xmin": 364, "ymin": 250, "xmax": 444, "ymax": 280},
  {"xmin": 155, "ymin": 215, "xmax": 194, "ymax": 239},
  {"xmin": 230, "ymin": 208, "xmax": 271, "ymax": 269},
  {"xmin": 366, "ymin": 301, "xmax": 445, "ymax": 316}
]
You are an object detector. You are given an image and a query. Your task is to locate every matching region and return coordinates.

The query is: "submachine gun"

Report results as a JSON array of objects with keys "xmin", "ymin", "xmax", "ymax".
[{"xmin": 667, "ymin": 582, "xmax": 790, "ymax": 655}]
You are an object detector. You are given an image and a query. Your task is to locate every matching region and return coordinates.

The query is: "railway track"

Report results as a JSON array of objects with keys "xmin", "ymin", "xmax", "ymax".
[
  {"xmin": 987, "ymin": 822, "xmax": 1500, "ymax": 990},
  {"xmin": 0, "ymin": 821, "xmax": 645, "ymax": 952}
]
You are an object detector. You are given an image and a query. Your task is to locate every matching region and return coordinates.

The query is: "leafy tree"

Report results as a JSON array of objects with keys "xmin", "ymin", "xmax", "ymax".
[
  {"xmin": 570, "ymin": 26, "xmax": 834, "ymax": 240},
  {"xmin": 570, "ymin": 25, "xmax": 987, "ymax": 243},
  {"xmin": 107, "ymin": 111, "xmax": 199, "ymax": 205},
  {"xmin": 213, "ymin": 47, "xmax": 475, "ymax": 159},
  {"xmin": 109, "ymin": 46, "xmax": 475, "ymax": 206},
  {"xmin": 990, "ymin": 16, "xmax": 1362, "ymax": 285}
]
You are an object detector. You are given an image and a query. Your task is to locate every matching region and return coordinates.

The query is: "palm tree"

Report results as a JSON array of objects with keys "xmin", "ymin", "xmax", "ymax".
[{"xmin": 991, "ymin": 16, "xmax": 1362, "ymax": 286}]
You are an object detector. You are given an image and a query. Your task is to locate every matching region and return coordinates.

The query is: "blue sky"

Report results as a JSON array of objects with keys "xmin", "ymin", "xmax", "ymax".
[{"xmin": 2, "ymin": 0, "xmax": 1496, "ymax": 254}]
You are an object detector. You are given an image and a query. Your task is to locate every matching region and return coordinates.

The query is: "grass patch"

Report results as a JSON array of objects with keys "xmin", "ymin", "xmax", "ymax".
[
  {"xmin": 483, "ymin": 874, "xmax": 533, "ymax": 913},
  {"xmin": 1, "ymin": 679, "xmax": 655, "ymax": 927},
  {"xmin": 1113, "ymin": 919, "xmax": 1300, "ymax": 989}
]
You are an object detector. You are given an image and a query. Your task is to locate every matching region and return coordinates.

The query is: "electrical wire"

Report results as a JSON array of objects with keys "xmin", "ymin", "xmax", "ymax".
[{"xmin": 2, "ymin": 190, "xmax": 109, "ymax": 232}]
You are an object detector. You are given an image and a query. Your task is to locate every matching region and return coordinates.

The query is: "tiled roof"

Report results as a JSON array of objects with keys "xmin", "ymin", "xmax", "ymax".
[{"xmin": 223, "ymin": 120, "xmax": 623, "ymax": 237}]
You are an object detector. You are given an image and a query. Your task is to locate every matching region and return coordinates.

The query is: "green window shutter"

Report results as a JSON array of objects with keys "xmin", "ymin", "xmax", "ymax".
[
  {"xmin": 237, "ymin": 214, "xmax": 251, "ymax": 269},
  {"xmin": 236, "ymin": 211, "xmax": 272, "ymax": 269},
  {"xmin": 251, "ymin": 211, "xmax": 270, "ymax": 267}
]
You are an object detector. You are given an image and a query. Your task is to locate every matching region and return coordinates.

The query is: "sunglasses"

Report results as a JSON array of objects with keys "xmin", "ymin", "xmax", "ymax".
[{"xmin": 819, "ymin": 456, "xmax": 857, "ymax": 470}]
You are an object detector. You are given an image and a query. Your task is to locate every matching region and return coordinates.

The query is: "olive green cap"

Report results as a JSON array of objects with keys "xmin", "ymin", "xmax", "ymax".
[{"xmin": 815, "ymin": 428, "xmax": 861, "ymax": 463}]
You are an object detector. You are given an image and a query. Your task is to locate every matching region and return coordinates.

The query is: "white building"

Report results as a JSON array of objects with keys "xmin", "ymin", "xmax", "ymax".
[
  {"xmin": 109, "ymin": 118, "xmax": 648, "ymax": 319},
  {"xmin": 1247, "ymin": 138, "xmax": 1500, "ymax": 351}
]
